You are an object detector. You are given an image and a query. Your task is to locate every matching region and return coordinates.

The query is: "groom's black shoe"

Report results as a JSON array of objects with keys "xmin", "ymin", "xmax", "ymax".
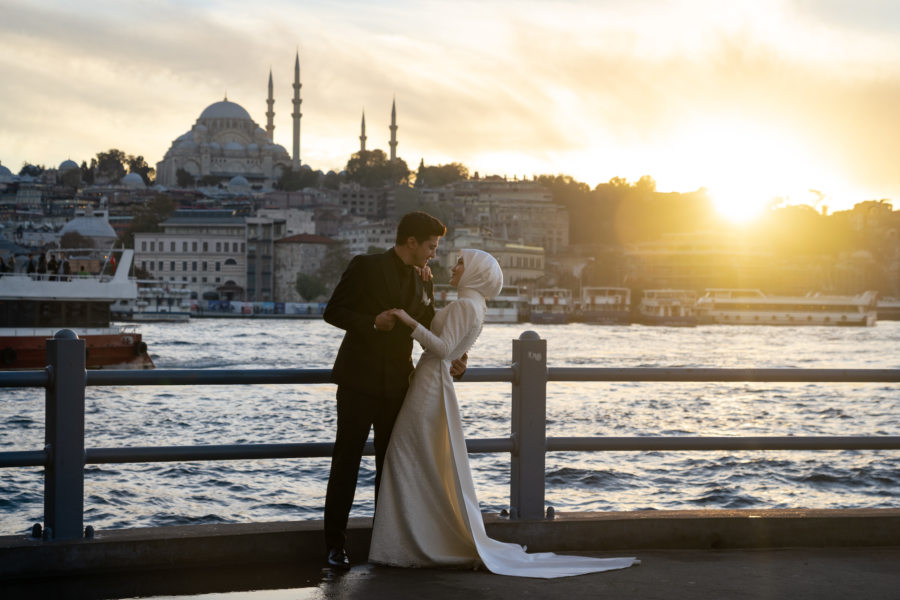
[{"xmin": 327, "ymin": 548, "xmax": 351, "ymax": 569}]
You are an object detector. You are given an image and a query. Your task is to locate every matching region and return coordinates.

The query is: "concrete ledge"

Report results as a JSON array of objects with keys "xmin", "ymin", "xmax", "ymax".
[{"xmin": 2, "ymin": 508, "xmax": 899, "ymax": 579}]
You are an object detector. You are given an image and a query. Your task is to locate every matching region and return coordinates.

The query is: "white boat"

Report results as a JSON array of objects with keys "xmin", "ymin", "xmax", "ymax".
[
  {"xmin": 528, "ymin": 288, "xmax": 573, "ymax": 324},
  {"xmin": 695, "ymin": 288, "xmax": 878, "ymax": 326},
  {"xmin": 434, "ymin": 284, "xmax": 527, "ymax": 323},
  {"xmin": 876, "ymin": 297, "xmax": 900, "ymax": 321},
  {"xmin": 111, "ymin": 281, "xmax": 192, "ymax": 323},
  {"xmin": 576, "ymin": 286, "xmax": 631, "ymax": 324},
  {"xmin": 0, "ymin": 248, "xmax": 154, "ymax": 370},
  {"xmin": 637, "ymin": 289, "xmax": 698, "ymax": 327}
]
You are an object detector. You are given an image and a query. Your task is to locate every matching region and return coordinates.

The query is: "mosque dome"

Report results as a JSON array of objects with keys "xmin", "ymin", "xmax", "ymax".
[
  {"xmin": 199, "ymin": 100, "xmax": 253, "ymax": 121},
  {"xmin": 59, "ymin": 159, "xmax": 79, "ymax": 172},
  {"xmin": 60, "ymin": 214, "xmax": 117, "ymax": 241},
  {"xmin": 0, "ymin": 164, "xmax": 13, "ymax": 178},
  {"xmin": 122, "ymin": 172, "xmax": 146, "ymax": 189},
  {"xmin": 228, "ymin": 175, "xmax": 250, "ymax": 189}
]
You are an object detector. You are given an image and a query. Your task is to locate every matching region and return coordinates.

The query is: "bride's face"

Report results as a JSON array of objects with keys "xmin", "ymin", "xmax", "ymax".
[{"xmin": 449, "ymin": 256, "xmax": 465, "ymax": 287}]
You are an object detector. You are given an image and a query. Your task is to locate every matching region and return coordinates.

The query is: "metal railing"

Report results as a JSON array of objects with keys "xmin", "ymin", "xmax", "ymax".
[{"xmin": 1, "ymin": 329, "xmax": 899, "ymax": 541}]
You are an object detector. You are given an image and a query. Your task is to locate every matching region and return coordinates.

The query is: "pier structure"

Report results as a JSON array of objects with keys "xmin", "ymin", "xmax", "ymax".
[{"xmin": 1, "ymin": 330, "xmax": 899, "ymax": 597}]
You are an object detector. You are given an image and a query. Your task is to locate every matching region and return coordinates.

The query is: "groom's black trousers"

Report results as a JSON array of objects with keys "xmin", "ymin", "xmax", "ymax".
[{"xmin": 324, "ymin": 385, "xmax": 406, "ymax": 551}]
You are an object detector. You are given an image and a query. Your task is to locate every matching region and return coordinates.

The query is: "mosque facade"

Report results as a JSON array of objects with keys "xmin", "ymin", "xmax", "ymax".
[{"xmin": 155, "ymin": 54, "xmax": 303, "ymax": 189}]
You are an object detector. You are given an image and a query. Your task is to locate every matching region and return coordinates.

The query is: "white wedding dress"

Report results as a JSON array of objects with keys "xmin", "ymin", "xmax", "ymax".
[{"xmin": 369, "ymin": 284, "xmax": 638, "ymax": 578}]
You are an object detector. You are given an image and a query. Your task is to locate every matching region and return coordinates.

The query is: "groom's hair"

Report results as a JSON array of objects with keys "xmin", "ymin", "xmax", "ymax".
[{"xmin": 396, "ymin": 211, "xmax": 446, "ymax": 245}]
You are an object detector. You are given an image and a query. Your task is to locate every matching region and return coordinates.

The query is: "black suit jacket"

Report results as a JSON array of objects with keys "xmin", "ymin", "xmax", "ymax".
[{"xmin": 324, "ymin": 249, "xmax": 435, "ymax": 398}]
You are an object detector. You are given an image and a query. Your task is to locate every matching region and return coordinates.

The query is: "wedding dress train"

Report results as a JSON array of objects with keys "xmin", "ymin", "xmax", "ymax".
[{"xmin": 368, "ymin": 257, "xmax": 638, "ymax": 578}]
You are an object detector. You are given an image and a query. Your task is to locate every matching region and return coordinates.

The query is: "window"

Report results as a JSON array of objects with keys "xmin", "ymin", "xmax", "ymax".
[
  {"xmin": 202, "ymin": 261, "xmax": 207, "ymax": 271},
  {"xmin": 216, "ymin": 242, "xmax": 221, "ymax": 252},
  {"xmin": 150, "ymin": 241, "xmax": 155, "ymax": 252},
  {"xmin": 233, "ymin": 242, "xmax": 239, "ymax": 252},
  {"xmin": 202, "ymin": 277, "xmax": 207, "ymax": 283},
  {"xmin": 192, "ymin": 242, "xmax": 198, "ymax": 252},
  {"xmin": 216, "ymin": 262, "xmax": 221, "ymax": 272},
  {"xmin": 203, "ymin": 242, "xmax": 208, "ymax": 252},
  {"xmin": 170, "ymin": 242, "xmax": 175, "ymax": 252},
  {"xmin": 141, "ymin": 241, "xmax": 147, "ymax": 251},
  {"xmin": 224, "ymin": 258, "xmax": 237, "ymax": 266},
  {"xmin": 182, "ymin": 241, "xmax": 188, "ymax": 252},
  {"xmin": 182, "ymin": 261, "xmax": 187, "ymax": 271},
  {"xmin": 141, "ymin": 261, "xmax": 147, "ymax": 270},
  {"xmin": 170, "ymin": 261, "xmax": 175, "ymax": 271},
  {"xmin": 158, "ymin": 261, "xmax": 163, "ymax": 271},
  {"xmin": 192, "ymin": 262, "xmax": 197, "ymax": 271}
]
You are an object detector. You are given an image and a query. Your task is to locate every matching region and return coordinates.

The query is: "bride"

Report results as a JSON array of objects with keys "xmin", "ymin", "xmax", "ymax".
[{"xmin": 369, "ymin": 249, "xmax": 638, "ymax": 578}]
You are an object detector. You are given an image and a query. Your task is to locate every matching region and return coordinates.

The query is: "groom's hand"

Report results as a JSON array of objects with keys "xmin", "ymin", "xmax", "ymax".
[
  {"xmin": 374, "ymin": 310, "xmax": 397, "ymax": 332},
  {"xmin": 450, "ymin": 352, "xmax": 468, "ymax": 379},
  {"xmin": 413, "ymin": 265, "xmax": 433, "ymax": 282}
]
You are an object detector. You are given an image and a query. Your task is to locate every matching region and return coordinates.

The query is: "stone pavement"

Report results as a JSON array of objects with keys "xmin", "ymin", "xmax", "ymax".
[{"xmin": 5, "ymin": 547, "xmax": 899, "ymax": 600}]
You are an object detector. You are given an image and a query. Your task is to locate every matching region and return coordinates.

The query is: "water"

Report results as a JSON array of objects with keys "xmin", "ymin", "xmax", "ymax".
[{"xmin": 1, "ymin": 320, "xmax": 898, "ymax": 535}]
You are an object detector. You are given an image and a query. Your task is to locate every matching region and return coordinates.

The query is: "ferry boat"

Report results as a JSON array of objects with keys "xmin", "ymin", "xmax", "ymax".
[
  {"xmin": 876, "ymin": 297, "xmax": 900, "ymax": 321},
  {"xmin": 527, "ymin": 288, "xmax": 573, "ymax": 324},
  {"xmin": 434, "ymin": 284, "xmax": 527, "ymax": 323},
  {"xmin": 576, "ymin": 286, "xmax": 631, "ymax": 324},
  {"xmin": 636, "ymin": 289, "xmax": 698, "ymax": 327},
  {"xmin": 695, "ymin": 288, "xmax": 878, "ymax": 326},
  {"xmin": 0, "ymin": 248, "xmax": 154, "ymax": 370},
  {"xmin": 111, "ymin": 281, "xmax": 192, "ymax": 323}
]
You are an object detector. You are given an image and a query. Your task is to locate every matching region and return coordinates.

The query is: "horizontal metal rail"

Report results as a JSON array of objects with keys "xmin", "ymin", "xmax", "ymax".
[
  {"xmin": 548, "ymin": 367, "xmax": 900, "ymax": 383},
  {"xmin": 1, "ymin": 329, "xmax": 897, "ymax": 538}
]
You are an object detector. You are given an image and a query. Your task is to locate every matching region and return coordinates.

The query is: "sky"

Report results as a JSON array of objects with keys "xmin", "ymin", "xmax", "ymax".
[{"xmin": 2, "ymin": 0, "xmax": 900, "ymax": 220}]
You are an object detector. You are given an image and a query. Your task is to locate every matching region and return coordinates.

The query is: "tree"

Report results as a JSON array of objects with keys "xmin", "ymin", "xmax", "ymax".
[
  {"xmin": 317, "ymin": 242, "xmax": 352, "ymax": 289},
  {"xmin": 276, "ymin": 166, "xmax": 319, "ymax": 191},
  {"xmin": 127, "ymin": 154, "xmax": 155, "ymax": 186},
  {"xmin": 19, "ymin": 163, "xmax": 44, "ymax": 177},
  {"xmin": 60, "ymin": 231, "xmax": 95, "ymax": 249},
  {"xmin": 295, "ymin": 272, "xmax": 328, "ymax": 301},
  {"xmin": 414, "ymin": 161, "xmax": 469, "ymax": 187},
  {"xmin": 120, "ymin": 194, "xmax": 176, "ymax": 248},
  {"xmin": 345, "ymin": 149, "xmax": 410, "ymax": 186},
  {"xmin": 176, "ymin": 168, "xmax": 196, "ymax": 188},
  {"xmin": 59, "ymin": 168, "xmax": 81, "ymax": 188},
  {"xmin": 81, "ymin": 160, "xmax": 95, "ymax": 185},
  {"xmin": 95, "ymin": 149, "xmax": 127, "ymax": 183}
]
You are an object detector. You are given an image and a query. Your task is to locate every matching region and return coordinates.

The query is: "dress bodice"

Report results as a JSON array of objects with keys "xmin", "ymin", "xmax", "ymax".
[{"xmin": 412, "ymin": 297, "xmax": 483, "ymax": 362}]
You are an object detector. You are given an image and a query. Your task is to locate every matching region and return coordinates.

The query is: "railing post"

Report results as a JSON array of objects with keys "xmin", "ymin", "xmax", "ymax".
[
  {"xmin": 510, "ymin": 330, "xmax": 547, "ymax": 520},
  {"xmin": 44, "ymin": 329, "xmax": 86, "ymax": 541}
]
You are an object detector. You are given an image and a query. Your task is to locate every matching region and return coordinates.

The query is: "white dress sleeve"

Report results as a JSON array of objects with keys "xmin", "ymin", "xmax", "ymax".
[{"xmin": 411, "ymin": 300, "xmax": 478, "ymax": 360}]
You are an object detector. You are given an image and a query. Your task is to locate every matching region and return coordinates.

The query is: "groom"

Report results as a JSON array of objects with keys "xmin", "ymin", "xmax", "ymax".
[{"xmin": 322, "ymin": 211, "xmax": 466, "ymax": 569}]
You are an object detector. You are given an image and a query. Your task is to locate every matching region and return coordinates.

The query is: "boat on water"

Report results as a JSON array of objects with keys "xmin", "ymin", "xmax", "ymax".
[
  {"xmin": 575, "ymin": 286, "xmax": 631, "ymax": 324},
  {"xmin": 0, "ymin": 248, "xmax": 154, "ymax": 370},
  {"xmin": 876, "ymin": 297, "xmax": 900, "ymax": 321},
  {"xmin": 111, "ymin": 280, "xmax": 192, "ymax": 323},
  {"xmin": 527, "ymin": 287, "xmax": 573, "ymax": 324},
  {"xmin": 636, "ymin": 289, "xmax": 698, "ymax": 326},
  {"xmin": 694, "ymin": 288, "xmax": 878, "ymax": 326},
  {"xmin": 434, "ymin": 284, "xmax": 527, "ymax": 323}
]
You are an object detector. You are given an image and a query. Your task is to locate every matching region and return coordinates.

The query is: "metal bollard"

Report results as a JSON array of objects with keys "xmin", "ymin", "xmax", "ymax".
[
  {"xmin": 509, "ymin": 330, "xmax": 547, "ymax": 520},
  {"xmin": 44, "ymin": 329, "xmax": 86, "ymax": 541}
]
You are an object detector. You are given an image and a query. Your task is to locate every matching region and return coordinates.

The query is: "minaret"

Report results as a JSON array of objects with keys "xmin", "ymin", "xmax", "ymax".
[
  {"xmin": 265, "ymin": 69, "xmax": 275, "ymax": 142},
  {"xmin": 291, "ymin": 51, "xmax": 302, "ymax": 169},
  {"xmin": 389, "ymin": 97, "xmax": 398, "ymax": 163},
  {"xmin": 359, "ymin": 111, "xmax": 367, "ymax": 153}
]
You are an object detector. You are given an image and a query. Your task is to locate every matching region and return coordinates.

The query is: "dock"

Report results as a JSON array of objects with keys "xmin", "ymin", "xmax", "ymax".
[{"xmin": 2, "ymin": 509, "xmax": 899, "ymax": 599}]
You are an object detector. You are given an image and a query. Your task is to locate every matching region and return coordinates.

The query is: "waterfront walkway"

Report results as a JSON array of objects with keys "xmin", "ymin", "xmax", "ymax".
[{"xmin": 5, "ymin": 547, "xmax": 899, "ymax": 600}]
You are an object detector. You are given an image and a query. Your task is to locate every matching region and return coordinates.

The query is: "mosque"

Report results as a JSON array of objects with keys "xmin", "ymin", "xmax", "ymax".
[{"xmin": 155, "ymin": 52, "xmax": 400, "ymax": 189}]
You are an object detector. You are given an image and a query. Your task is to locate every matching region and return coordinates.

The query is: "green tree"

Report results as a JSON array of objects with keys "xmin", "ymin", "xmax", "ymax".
[
  {"xmin": 59, "ymin": 231, "xmax": 95, "ymax": 249},
  {"xmin": 317, "ymin": 242, "xmax": 352, "ymax": 289},
  {"xmin": 19, "ymin": 163, "xmax": 44, "ymax": 177},
  {"xmin": 80, "ymin": 160, "xmax": 95, "ymax": 185},
  {"xmin": 95, "ymin": 149, "xmax": 127, "ymax": 183},
  {"xmin": 277, "ymin": 166, "xmax": 320, "ymax": 191},
  {"xmin": 120, "ymin": 194, "xmax": 176, "ymax": 248},
  {"xmin": 176, "ymin": 168, "xmax": 195, "ymax": 188},
  {"xmin": 414, "ymin": 161, "xmax": 469, "ymax": 187},
  {"xmin": 295, "ymin": 272, "xmax": 328, "ymax": 301},
  {"xmin": 127, "ymin": 155, "xmax": 155, "ymax": 186},
  {"xmin": 345, "ymin": 149, "xmax": 410, "ymax": 186},
  {"xmin": 322, "ymin": 170, "xmax": 343, "ymax": 190}
]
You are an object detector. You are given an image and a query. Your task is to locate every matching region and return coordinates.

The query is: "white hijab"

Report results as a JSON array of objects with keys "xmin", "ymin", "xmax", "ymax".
[{"xmin": 457, "ymin": 249, "xmax": 503, "ymax": 302}]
